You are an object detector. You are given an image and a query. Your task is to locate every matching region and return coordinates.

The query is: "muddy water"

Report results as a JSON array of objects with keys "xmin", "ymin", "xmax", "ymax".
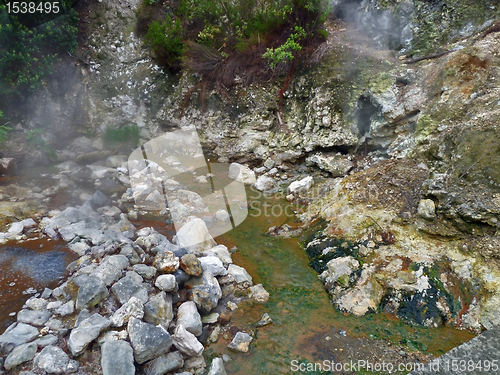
[
  {"xmin": 0, "ymin": 238, "xmax": 77, "ymax": 334},
  {"xmin": 210, "ymin": 190, "xmax": 475, "ymax": 374}
]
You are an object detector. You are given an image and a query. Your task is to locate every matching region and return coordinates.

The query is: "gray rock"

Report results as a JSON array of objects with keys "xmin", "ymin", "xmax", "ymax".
[
  {"xmin": 4, "ymin": 342, "xmax": 37, "ymax": 370},
  {"xmin": 175, "ymin": 218, "xmax": 216, "ymax": 255},
  {"xmin": 128, "ymin": 317, "xmax": 172, "ymax": 364},
  {"xmin": 17, "ymin": 309, "xmax": 52, "ymax": 326},
  {"xmin": 155, "ymin": 275, "xmax": 177, "ymax": 292},
  {"xmin": 75, "ymin": 275, "xmax": 109, "ymax": 310},
  {"xmin": 34, "ymin": 345, "xmax": 70, "ymax": 374},
  {"xmin": 249, "ymin": 284, "xmax": 270, "ymax": 303},
  {"xmin": 68, "ymin": 314, "xmax": 111, "ymax": 356},
  {"xmin": 111, "ymin": 275, "xmax": 149, "ymax": 305},
  {"xmin": 199, "ymin": 256, "xmax": 227, "ymax": 276},
  {"xmin": 228, "ymin": 332, "xmax": 253, "ymax": 353},
  {"xmin": 288, "ymin": 176, "xmax": 313, "ymax": 194},
  {"xmin": 319, "ymin": 256, "xmax": 360, "ymax": 285},
  {"xmin": 144, "ymin": 292, "xmax": 174, "ymax": 330},
  {"xmin": 110, "ymin": 297, "xmax": 144, "ymax": 327},
  {"xmin": 67, "ymin": 359, "xmax": 79, "ymax": 373},
  {"xmin": 0, "ymin": 323, "xmax": 39, "ymax": 353},
  {"xmin": 33, "ymin": 334, "xmax": 58, "ymax": 348},
  {"xmin": 306, "ymin": 153, "xmax": 353, "ymax": 177},
  {"xmin": 174, "ymin": 269, "xmax": 190, "ymax": 286},
  {"xmin": 417, "ymin": 199, "xmax": 436, "ymax": 220},
  {"xmin": 256, "ymin": 313, "xmax": 273, "ymax": 327},
  {"xmin": 94, "ymin": 262, "xmax": 122, "ymax": 287},
  {"xmin": 101, "ymin": 340, "xmax": 135, "ymax": 375},
  {"xmin": 227, "ymin": 163, "xmax": 256, "ymax": 185},
  {"xmin": 172, "ymin": 325, "xmax": 204, "ymax": 357},
  {"xmin": 55, "ymin": 300, "xmax": 74, "ymax": 316},
  {"xmin": 227, "ymin": 264, "xmax": 253, "ymax": 285},
  {"xmin": 25, "ymin": 297, "xmax": 48, "ymax": 310},
  {"xmin": 176, "ymin": 301, "xmax": 202, "ymax": 337},
  {"xmin": 254, "ymin": 175, "xmax": 275, "ymax": 191},
  {"xmin": 144, "ymin": 351, "xmax": 184, "ymax": 375},
  {"xmin": 133, "ymin": 264, "xmax": 157, "ymax": 279},
  {"xmin": 75, "ymin": 309, "xmax": 91, "ymax": 327},
  {"xmin": 207, "ymin": 357, "xmax": 227, "ymax": 375},
  {"xmin": 203, "ymin": 245, "xmax": 232, "ymax": 264},
  {"xmin": 186, "ymin": 273, "xmax": 223, "ymax": 313}
]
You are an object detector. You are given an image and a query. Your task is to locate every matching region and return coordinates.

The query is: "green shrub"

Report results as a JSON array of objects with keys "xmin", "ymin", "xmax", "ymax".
[
  {"xmin": 262, "ymin": 26, "xmax": 306, "ymax": 68},
  {"xmin": 0, "ymin": 110, "xmax": 11, "ymax": 144},
  {"xmin": 144, "ymin": 16, "xmax": 185, "ymax": 70},
  {"xmin": 0, "ymin": 1, "xmax": 78, "ymax": 96},
  {"xmin": 103, "ymin": 125, "xmax": 141, "ymax": 147}
]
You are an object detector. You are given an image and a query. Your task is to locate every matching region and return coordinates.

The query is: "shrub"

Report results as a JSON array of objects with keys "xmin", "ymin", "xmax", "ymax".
[
  {"xmin": 0, "ymin": 110, "xmax": 11, "ymax": 144},
  {"xmin": 103, "ymin": 125, "xmax": 141, "ymax": 147},
  {"xmin": 0, "ymin": 1, "xmax": 78, "ymax": 96}
]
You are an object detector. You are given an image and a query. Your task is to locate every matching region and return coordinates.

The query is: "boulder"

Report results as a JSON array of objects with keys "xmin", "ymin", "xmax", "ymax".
[
  {"xmin": 228, "ymin": 332, "xmax": 253, "ymax": 353},
  {"xmin": 180, "ymin": 254, "xmax": 203, "ymax": 276},
  {"xmin": 176, "ymin": 301, "xmax": 202, "ymax": 336},
  {"xmin": 155, "ymin": 275, "xmax": 177, "ymax": 292},
  {"xmin": 172, "ymin": 325, "xmax": 204, "ymax": 357},
  {"xmin": 153, "ymin": 251, "xmax": 180, "ymax": 273},
  {"xmin": 144, "ymin": 351, "xmax": 184, "ymax": 375},
  {"xmin": 199, "ymin": 256, "xmax": 227, "ymax": 276},
  {"xmin": 110, "ymin": 297, "xmax": 144, "ymax": 327},
  {"xmin": 288, "ymin": 176, "xmax": 313, "ymax": 194},
  {"xmin": 0, "ymin": 323, "xmax": 39, "ymax": 353},
  {"xmin": 17, "ymin": 309, "xmax": 51, "ymax": 326},
  {"xmin": 111, "ymin": 275, "xmax": 149, "ymax": 305},
  {"xmin": 33, "ymin": 345, "xmax": 70, "ymax": 374},
  {"xmin": 0, "ymin": 158, "xmax": 17, "ymax": 175},
  {"xmin": 207, "ymin": 357, "xmax": 227, "ymax": 375},
  {"xmin": 228, "ymin": 163, "xmax": 256, "ymax": 185},
  {"xmin": 175, "ymin": 218, "xmax": 216, "ymax": 255},
  {"xmin": 249, "ymin": 284, "xmax": 270, "ymax": 303},
  {"xmin": 101, "ymin": 340, "xmax": 135, "ymax": 375},
  {"xmin": 128, "ymin": 317, "xmax": 172, "ymax": 364},
  {"xmin": 4, "ymin": 342, "xmax": 37, "ymax": 370},
  {"xmin": 68, "ymin": 314, "xmax": 111, "ymax": 356},
  {"xmin": 144, "ymin": 292, "xmax": 174, "ymax": 329},
  {"xmin": 254, "ymin": 175, "xmax": 275, "ymax": 191},
  {"xmin": 74, "ymin": 275, "xmax": 109, "ymax": 310},
  {"xmin": 306, "ymin": 153, "xmax": 353, "ymax": 177},
  {"xmin": 227, "ymin": 264, "xmax": 253, "ymax": 285}
]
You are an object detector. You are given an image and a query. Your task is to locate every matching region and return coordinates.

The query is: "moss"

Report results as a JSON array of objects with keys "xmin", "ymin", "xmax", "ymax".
[
  {"xmin": 415, "ymin": 114, "xmax": 438, "ymax": 138},
  {"xmin": 368, "ymin": 72, "xmax": 394, "ymax": 95}
]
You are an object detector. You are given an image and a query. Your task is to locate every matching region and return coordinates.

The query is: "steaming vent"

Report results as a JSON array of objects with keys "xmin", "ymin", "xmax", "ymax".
[{"xmin": 356, "ymin": 95, "xmax": 379, "ymax": 138}]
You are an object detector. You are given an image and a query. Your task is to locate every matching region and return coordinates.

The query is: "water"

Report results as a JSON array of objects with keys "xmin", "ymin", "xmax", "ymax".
[
  {"xmin": 209, "ymin": 190, "xmax": 475, "ymax": 374},
  {"xmin": 0, "ymin": 238, "xmax": 77, "ymax": 333}
]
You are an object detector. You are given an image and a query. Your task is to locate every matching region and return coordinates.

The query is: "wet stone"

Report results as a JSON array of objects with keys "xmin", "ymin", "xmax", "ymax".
[
  {"xmin": 180, "ymin": 254, "xmax": 203, "ymax": 277},
  {"xmin": 34, "ymin": 334, "xmax": 58, "ymax": 348},
  {"xmin": 144, "ymin": 292, "xmax": 174, "ymax": 329},
  {"xmin": 128, "ymin": 317, "xmax": 172, "ymax": 364},
  {"xmin": 110, "ymin": 296, "xmax": 144, "ymax": 327},
  {"xmin": 4, "ymin": 342, "xmax": 37, "ymax": 370},
  {"xmin": 74, "ymin": 275, "xmax": 109, "ymax": 310},
  {"xmin": 249, "ymin": 284, "xmax": 270, "ymax": 303},
  {"xmin": 101, "ymin": 340, "xmax": 135, "ymax": 375},
  {"xmin": 144, "ymin": 351, "xmax": 184, "ymax": 375},
  {"xmin": 155, "ymin": 274, "xmax": 177, "ymax": 292},
  {"xmin": 153, "ymin": 251, "xmax": 180, "ymax": 273},
  {"xmin": 133, "ymin": 264, "xmax": 157, "ymax": 279},
  {"xmin": 17, "ymin": 309, "xmax": 52, "ymax": 326},
  {"xmin": 0, "ymin": 323, "xmax": 39, "ymax": 353},
  {"xmin": 111, "ymin": 275, "xmax": 149, "ymax": 305},
  {"xmin": 172, "ymin": 325, "xmax": 204, "ymax": 357},
  {"xmin": 228, "ymin": 332, "xmax": 253, "ymax": 353},
  {"xmin": 227, "ymin": 264, "xmax": 253, "ymax": 285},
  {"xmin": 207, "ymin": 357, "xmax": 227, "ymax": 375},
  {"xmin": 176, "ymin": 301, "xmax": 202, "ymax": 336},
  {"xmin": 68, "ymin": 314, "xmax": 111, "ymax": 356},
  {"xmin": 34, "ymin": 345, "xmax": 70, "ymax": 374}
]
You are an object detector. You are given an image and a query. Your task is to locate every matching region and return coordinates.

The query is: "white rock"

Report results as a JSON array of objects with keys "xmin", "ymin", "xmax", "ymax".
[
  {"xmin": 175, "ymin": 218, "xmax": 216, "ymax": 255},
  {"xmin": 288, "ymin": 176, "xmax": 313, "ymax": 194},
  {"xmin": 228, "ymin": 163, "xmax": 256, "ymax": 185},
  {"xmin": 254, "ymin": 175, "xmax": 275, "ymax": 191}
]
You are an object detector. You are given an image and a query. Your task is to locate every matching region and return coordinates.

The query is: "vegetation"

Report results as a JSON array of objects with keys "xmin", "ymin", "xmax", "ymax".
[
  {"xmin": 103, "ymin": 124, "xmax": 141, "ymax": 148},
  {"xmin": 0, "ymin": 110, "xmax": 11, "ymax": 144},
  {"xmin": 0, "ymin": 0, "xmax": 78, "ymax": 96},
  {"xmin": 26, "ymin": 128, "xmax": 57, "ymax": 159},
  {"xmin": 137, "ymin": 0, "xmax": 329, "ymax": 98}
]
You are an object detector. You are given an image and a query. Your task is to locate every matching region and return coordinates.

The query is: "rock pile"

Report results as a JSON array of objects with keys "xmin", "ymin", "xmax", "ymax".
[{"xmin": 0, "ymin": 192, "xmax": 268, "ymax": 374}]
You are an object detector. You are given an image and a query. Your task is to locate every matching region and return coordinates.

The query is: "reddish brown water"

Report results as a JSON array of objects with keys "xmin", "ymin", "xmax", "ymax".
[{"xmin": 0, "ymin": 238, "xmax": 78, "ymax": 333}]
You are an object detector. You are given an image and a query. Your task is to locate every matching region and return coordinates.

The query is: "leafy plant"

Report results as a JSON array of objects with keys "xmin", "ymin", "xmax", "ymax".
[
  {"xmin": 144, "ymin": 16, "xmax": 185, "ymax": 70},
  {"xmin": 26, "ymin": 129, "xmax": 56, "ymax": 159},
  {"xmin": 103, "ymin": 125, "xmax": 141, "ymax": 147},
  {"xmin": 0, "ymin": 1, "xmax": 78, "ymax": 96},
  {"xmin": 262, "ymin": 26, "xmax": 306, "ymax": 68},
  {"xmin": 0, "ymin": 110, "xmax": 11, "ymax": 144}
]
